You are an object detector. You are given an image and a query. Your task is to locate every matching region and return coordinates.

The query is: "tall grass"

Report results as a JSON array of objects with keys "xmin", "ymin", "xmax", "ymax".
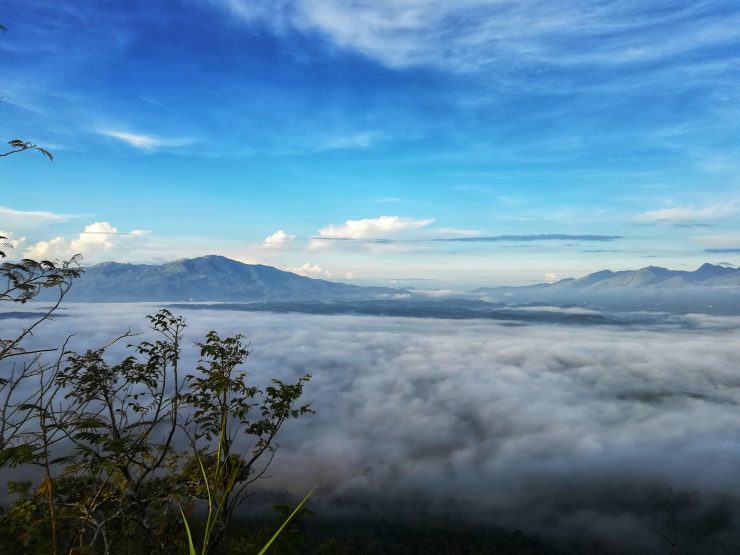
[{"xmin": 179, "ymin": 444, "xmax": 319, "ymax": 554}]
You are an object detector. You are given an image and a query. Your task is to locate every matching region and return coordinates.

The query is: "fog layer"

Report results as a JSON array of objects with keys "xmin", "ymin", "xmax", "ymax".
[{"xmin": 4, "ymin": 304, "xmax": 740, "ymax": 552}]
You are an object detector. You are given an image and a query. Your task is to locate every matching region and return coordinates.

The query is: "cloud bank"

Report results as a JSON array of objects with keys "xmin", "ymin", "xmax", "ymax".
[
  {"xmin": 22, "ymin": 222, "xmax": 150, "ymax": 262},
  {"xmin": 4, "ymin": 305, "xmax": 740, "ymax": 552}
]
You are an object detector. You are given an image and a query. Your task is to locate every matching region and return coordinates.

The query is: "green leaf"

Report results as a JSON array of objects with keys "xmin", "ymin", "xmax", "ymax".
[{"xmin": 0, "ymin": 444, "xmax": 37, "ymax": 468}]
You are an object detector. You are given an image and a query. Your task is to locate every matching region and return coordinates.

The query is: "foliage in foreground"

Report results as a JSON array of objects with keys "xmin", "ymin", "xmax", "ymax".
[{"xmin": 0, "ymin": 256, "xmax": 313, "ymax": 554}]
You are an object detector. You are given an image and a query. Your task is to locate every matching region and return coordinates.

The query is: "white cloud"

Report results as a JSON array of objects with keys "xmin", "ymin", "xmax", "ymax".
[
  {"xmin": 101, "ymin": 130, "xmax": 193, "ymax": 151},
  {"xmin": 317, "ymin": 215, "xmax": 434, "ymax": 240},
  {"xmin": 262, "ymin": 229, "xmax": 295, "ymax": 249},
  {"xmin": 0, "ymin": 206, "xmax": 73, "ymax": 230},
  {"xmin": 694, "ymin": 233, "xmax": 740, "ymax": 249},
  {"xmin": 128, "ymin": 229, "xmax": 152, "ymax": 237},
  {"xmin": 23, "ymin": 222, "xmax": 148, "ymax": 262},
  {"xmin": 0, "ymin": 230, "xmax": 27, "ymax": 259},
  {"xmin": 308, "ymin": 216, "xmax": 477, "ymax": 254},
  {"xmin": 23, "ymin": 236, "xmax": 69, "ymax": 260},
  {"xmin": 635, "ymin": 200, "xmax": 740, "ymax": 222},
  {"xmin": 218, "ymin": 1, "xmax": 739, "ymax": 72},
  {"xmin": 286, "ymin": 262, "xmax": 332, "ymax": 279}
]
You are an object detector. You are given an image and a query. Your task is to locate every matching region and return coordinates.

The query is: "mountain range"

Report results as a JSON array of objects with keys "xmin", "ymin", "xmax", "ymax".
[
  {"xmin": 30, "ymin": 256, "xmax": 740, "ymax": 314},
  {"xmin": 53, "ymin": 255, "xmax": 400, "ymax": 302},
  {"xmin": 476, "ymin": 263, "xmax": 740, "ymax": 314}
]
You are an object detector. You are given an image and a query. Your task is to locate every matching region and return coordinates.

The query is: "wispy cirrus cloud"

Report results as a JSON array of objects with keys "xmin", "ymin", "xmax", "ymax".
[
  {"xmin": 635, "ymin": 200, "xmax": 740, "ymax": 223},
  {"xmin": 673, "ymin": 223, "xmax": 717, "ymax": 229},
  {"xmin": 311, "ymin": 231, "xmax": 622, "ymax": 245},
  {"xmin": 322, "ymin": 131, "xmax": 383, "ymax": 150},
  {"xmin": 0, "ymin": 206, "xmax": 73, "ymax": 230},
  {"xmin": 218, "ymin": 0, "xmax": 740, "ymax": 72},
  {"xmin": 100, "ymin": 130, "xmax": 194, "ymax": 151},
  {"xmin": 435, "ymin": 234, "xmax": 622, "ymax": 243}
]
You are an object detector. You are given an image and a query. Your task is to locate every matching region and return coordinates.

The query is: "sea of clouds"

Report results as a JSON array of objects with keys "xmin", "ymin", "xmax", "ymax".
[{"xmin": 3, "ymin": 303, "xmax": 740, "ymax": 552}]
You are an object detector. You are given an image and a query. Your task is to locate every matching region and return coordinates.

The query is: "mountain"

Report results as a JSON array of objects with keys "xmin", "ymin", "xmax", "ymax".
[
  {"xmin": 475, "ymin": 263, "xmax": 740, "ymax": 314},
  {"xmin": 56, "ymin": 255, "xmax": 402, "ymax": 302},
  {"xmin": 34, "ymin": 258, "xmax": 740, "ymax": 315}
]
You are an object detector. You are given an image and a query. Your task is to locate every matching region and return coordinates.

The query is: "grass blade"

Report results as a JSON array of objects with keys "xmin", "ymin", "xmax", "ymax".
[
  {"xmin": 178, "ymin": 505, "xmax": 197, "ymax": 555},
  {"xmin": 257, "ymin": 483, "xmax": 319, "ymax": 555}
]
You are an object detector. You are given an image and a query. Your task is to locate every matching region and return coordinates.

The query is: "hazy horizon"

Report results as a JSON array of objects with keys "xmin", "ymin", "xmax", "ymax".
[{"xmin": 12, "ymin": 252, "xmax": 740, "ymax": 291}]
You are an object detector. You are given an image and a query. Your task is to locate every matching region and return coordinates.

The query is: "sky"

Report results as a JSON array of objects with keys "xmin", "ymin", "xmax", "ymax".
[{"xmin": 2, "ymin": 1, "xmax": 740, "ymax": 287}]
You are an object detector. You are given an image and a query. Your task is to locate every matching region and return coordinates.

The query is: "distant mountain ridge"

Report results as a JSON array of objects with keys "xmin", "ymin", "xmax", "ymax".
[
  {"xmin": 55, "ymin": 255, "xmax": 401, "ymax": 302},
  {"xmin": 478, "ymin": 263, "xmax": 740, "ymax": 292},
  {"xmin": 28, "ymin": 258, "xmax": 740, "ymax": 314},
  {"xmin": 475, "ymin": 263, "xmax": 740, "ymax": 314}
]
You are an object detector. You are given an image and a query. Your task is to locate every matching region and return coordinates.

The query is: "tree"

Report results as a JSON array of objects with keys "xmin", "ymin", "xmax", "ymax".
[
  {"xmin": 0, "ymin": 306, "xmax": 312, "ymax": 554},
  {"xmin": 180, "ymin": 330, "xmax": 312, "ymax": 553},
  {"xmin": 0, "ymin": 139, "xmax": 54, "ymax": 160},
  {"xmin": 0, "ymin": 243, "xmax": 82, "ymax": 554}
]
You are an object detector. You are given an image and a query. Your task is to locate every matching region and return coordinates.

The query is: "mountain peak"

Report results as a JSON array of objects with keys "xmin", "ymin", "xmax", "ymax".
[
  {"xmin": 696, "ymin": 262, "xmax": 723, "ymax": 272},
  {"xmin": 59, "ymin": 256, "xmax": 398, "ymax": 302},
  {"xmin": 692, "ymin": 262, "xmax": 736, "ymax": 279}
]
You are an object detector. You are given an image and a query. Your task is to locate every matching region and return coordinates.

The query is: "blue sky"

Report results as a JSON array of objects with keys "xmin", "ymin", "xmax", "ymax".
[{"xmin": 2, "ymin": 0, "xmax": 740, "ymax": 287}]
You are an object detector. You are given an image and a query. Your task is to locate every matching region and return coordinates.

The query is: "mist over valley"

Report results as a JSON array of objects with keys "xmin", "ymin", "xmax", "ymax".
[{"xmin": 4, "ymin": 301, "xmax": 740, "ymax": 553}]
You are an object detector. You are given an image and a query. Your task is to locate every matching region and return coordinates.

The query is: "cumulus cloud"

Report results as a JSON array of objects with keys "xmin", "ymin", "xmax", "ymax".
[
  {"xmin": 23, "ymin": 222, "xmax": 150, "ymax": 262},
  {"xmin": 286, "ymin": 262, "xmax": 332, "ymax": 278},
  {"xmin": 309, "ymin": 215, "xmax": 437, "ymax": 253},
  {"xmin": 0, "ymin": 230, "xmax": 27, "ymax": 258},
  {"xmin": 635, "ymin": 200, "xmax": 740, "ymax": 223},
  {"xmin": 100, "ymin": 130, "xmax": 193, "ymax": 151},
  {"xmin": 6, "ymin": 305, "xmax": 740, "ymax": 552},
  {"xmin": 262, "ymin": 229, "xmax": 295, "ymax": 249},
  {"xmin": 316, "ymin": 215, "xmax": 435, "ymax": 240}
]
